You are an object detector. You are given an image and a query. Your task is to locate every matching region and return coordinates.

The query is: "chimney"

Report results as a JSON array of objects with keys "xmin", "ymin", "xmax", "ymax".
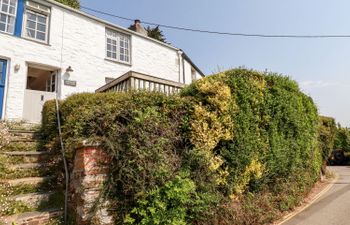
[{"xmin": 129, "ymin": 19, "xmax": 148, "ymax": 36}]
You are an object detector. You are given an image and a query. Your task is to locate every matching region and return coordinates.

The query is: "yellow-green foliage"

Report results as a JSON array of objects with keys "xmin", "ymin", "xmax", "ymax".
[
  {"xmin": 230, "ymin": 158, "xmax": 264, "ymax": 200},
  {"xmin": 189, "ymin": 77, "xmax": 234, "ymax": 150},
  {"xmin": 41, "ymin": 68, "xmax": 321, "ymax": 225},
  {"xmin": 182, "ymin": 68, "xmax": 321, "ymax": 224},
  {"xmin": 187, "ymin": 77, "xmax": 235, "ymax": 185}
]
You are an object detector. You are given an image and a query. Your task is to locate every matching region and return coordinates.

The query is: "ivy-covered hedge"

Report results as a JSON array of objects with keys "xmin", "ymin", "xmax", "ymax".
[{"xmin": 42, "ymin": 68, "xmax": 322, "ymax": 224}]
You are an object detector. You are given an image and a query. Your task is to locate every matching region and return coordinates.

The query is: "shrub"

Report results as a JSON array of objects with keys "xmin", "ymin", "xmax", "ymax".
[
  {"xmin": 42, "ymin": 68, "xmax": 322, "ymax": 224},
  {"xmin": 125, "ymin": 174, "xmax": 199, "ymax": 225},
  {"xmin": 334, "ymin": 125, "xmax": 350, "ymax": 152},
  {"xmin": 318, "ymin": 116, "xmax": 336, "ymax": 169},
  {"xmin": 182, "ymin": 69, "xmax": 320, "ymax": 195}
]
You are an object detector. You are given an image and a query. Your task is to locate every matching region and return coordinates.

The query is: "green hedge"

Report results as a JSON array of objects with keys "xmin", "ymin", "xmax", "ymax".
[
  {"xmin": 334, "ymin": 125, "xmax": 350, "ymax": 152},
  {"xmin": 318, "ymin": 116, "xmax": 336, "ymax": 168},
  {"xmin": 42, "ymin": 68, "xmax": 322, "ymax": 224}
]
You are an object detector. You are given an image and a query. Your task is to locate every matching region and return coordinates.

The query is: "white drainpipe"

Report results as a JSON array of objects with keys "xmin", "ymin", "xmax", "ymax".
[{"xmin": 177, "ymin": 50, "xmax": 183, "ymax": 83}]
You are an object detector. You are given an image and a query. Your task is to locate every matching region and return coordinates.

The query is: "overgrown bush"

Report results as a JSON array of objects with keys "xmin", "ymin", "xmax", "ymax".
[
  {"xmin": 42, "ymin": 68, "xmax": 322, "ymax": 224},
  {"xmin": 334, "ymin": 125, "xmax": 350, "ymax": 152},
  {"xmin": 318, "ymin": 116, "xmax": 336, "ymax": 170}
]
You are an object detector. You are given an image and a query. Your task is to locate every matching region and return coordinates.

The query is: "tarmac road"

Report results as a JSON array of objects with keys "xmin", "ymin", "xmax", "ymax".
[{"xmin": 283, "ymin": 166, "xmax": 350, "ymax": 225}]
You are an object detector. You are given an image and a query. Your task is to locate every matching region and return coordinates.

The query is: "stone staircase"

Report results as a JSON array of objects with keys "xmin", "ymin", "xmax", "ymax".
[{"xmin": 0, "ymin": 126, "xmax": 64, "ymax": 225}]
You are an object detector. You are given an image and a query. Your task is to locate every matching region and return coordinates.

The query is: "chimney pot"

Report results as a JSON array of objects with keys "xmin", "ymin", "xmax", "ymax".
[{"xmin": 129, "ymin": 19, "xmax": 148, "ymax": 36}]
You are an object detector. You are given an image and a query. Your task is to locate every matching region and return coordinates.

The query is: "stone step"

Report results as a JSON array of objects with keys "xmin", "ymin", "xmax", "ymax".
[
  {"xmin": 1, "ymin": 176, "xmax": 54, "ymax": 186},
  {"xmin": 9, "ymin": 129, "xmax": 37, "ymax": 134},
  {"xmin": 11, "ymin": 191, "xmax": 57, "ymax": 208},
  {"xmin": 0, "ymin": 208, "xmax": 63, "ymax": 225},
  {"xmin": 2, "ymin": 151, "xmax": 51, "ymax": 156},
  {"xmin": 10, "ymin": 136, "xmax": 36, "ymax": 143},
  {"xmin": 6, "ymin": 122, "xmax": 39, "ymax": 132},
  {"xmin": 1, "ymin": 141, "xmax": 38, "ymax": 152},
  {"xmin": 1, "ymin": 151, "xmax": 51, "ymax": 163},
  {"xmin": 8, "ymin": 130, "xmax": 37, "ymax": 143},
  {"xmin": 0, "ymin": 165, "xmax": 52, "ymax": 180},
  {"xmin": 8, "ymin": 162, "xmax": 48, "ymax": 170},
  {"xmin": 9, "ymin": 129, "xmax": 36, "ymax": 138}
]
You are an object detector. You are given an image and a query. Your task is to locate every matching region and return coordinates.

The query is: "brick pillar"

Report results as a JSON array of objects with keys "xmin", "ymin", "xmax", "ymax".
[{"xmin": 70, "ymin": 141, "xmax": 114, "ymax": 224}]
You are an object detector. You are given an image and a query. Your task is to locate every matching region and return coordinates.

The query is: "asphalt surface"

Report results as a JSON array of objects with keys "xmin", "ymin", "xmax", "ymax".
[{"xmin": 283, "ymin": 166, "xmax": 350, "ymax": 225}]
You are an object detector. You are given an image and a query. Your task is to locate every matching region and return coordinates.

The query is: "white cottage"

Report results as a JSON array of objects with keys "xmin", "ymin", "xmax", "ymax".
[{"xmin": 0, "ymin": 0, "xmax": 204, "ymax": 123}]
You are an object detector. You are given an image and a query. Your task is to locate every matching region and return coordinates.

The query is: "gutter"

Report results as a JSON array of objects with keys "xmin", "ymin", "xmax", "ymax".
[{"xmin": 177, "ymin": 50, "xmax": 183, "ymax": 83}]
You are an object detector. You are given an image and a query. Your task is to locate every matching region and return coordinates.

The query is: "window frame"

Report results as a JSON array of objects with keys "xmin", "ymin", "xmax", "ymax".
[
  {"xmin": 105, "ymin": 28, "xmax": 132, "ymax": 65},
  {"xmin": 22, "ymin": 1, "xmax": 50, "ymax": 43},
  {"xmin": 0, "ymin": 0, "xmax": 18, "ymax": 34},
  {"xmin": 45, "ymin": 72, "xmax": 56, "ymax": 92}
]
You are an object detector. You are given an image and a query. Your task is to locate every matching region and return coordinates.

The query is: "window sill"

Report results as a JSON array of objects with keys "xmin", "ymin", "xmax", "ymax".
[
  {"xmin": 104, "ymin": 58, "xmax": 132, "ymax": 66},
  {"xmin": 0, "ymin": 32, "xmax": 51, "ymax": 46},
  {"xmin": 22, "ymin": 36, "xmax": 50, "ymax": 46}
]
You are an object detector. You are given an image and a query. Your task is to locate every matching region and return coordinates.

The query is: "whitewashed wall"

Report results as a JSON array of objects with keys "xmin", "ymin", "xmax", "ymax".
[{"xmin": 0, "ymin": 1, "xmax": 202, "ymax": 121}]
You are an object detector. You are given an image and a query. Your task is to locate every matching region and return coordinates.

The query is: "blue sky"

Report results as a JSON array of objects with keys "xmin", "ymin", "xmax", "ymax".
[{"xmin": 81, "ymin": 0, "xmax": 350, "ymax": 126}]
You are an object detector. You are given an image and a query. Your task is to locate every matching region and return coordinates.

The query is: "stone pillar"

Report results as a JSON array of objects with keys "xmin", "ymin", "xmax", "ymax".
[{"xmin": 70, "ymin": 141, "xmax": 113, "ymax": 224}]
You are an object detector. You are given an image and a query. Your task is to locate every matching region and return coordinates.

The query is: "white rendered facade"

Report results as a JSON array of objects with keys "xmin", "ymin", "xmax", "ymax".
[{"xmin": 0, "ymin": 0, "xmax": 203, "ymax": 122}]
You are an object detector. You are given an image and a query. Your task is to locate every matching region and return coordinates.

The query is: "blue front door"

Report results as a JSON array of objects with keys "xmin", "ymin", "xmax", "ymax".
[{"xmin": 0, "ymin": 59, "xmax": 7, "ymax": 119}]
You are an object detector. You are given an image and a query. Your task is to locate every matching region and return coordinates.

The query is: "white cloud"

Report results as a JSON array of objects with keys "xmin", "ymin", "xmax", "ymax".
[{"xmin": 300, "ymin": 80, "xmax": 350, "ymax": 89}]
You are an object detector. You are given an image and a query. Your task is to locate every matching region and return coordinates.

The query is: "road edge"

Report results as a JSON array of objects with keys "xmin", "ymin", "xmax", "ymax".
[{"xmin": 276, "ymin": 173, "xmax": 338, "ymax": 225}]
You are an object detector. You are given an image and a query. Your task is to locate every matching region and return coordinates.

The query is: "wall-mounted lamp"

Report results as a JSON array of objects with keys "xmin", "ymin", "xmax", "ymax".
[
  {"xmin": 14, "ymin": 64, "xmax": 20, "ymax": 71},
  {"xmin": 66, "ymin": 66, "xmax": 74, "ymax": 73}
]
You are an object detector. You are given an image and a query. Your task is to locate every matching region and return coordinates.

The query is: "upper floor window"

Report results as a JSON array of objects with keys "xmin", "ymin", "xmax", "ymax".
[
  {"xmin": 0, "ymin": 0, "xmax": 17, "ymax": 34},
  {"xmin": 23, "ymin": 1, "xmax": 50, "ymax": 42},
  {"xmin": 106, "ymin": 28, "xmax": 131, "ymax": 64}
]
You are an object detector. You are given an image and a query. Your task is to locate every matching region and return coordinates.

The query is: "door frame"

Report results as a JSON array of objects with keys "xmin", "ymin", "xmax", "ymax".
[
  {"xmin": 0, "ymin": 59, "xmax": 8, "ymax": 120},
  {"xmin": 25, "ymin": 62, "xmax": 61, "ymax": 97},
  {"xmin": 23, "ymin": 63, "xmax": 60, "ymax": 123}
]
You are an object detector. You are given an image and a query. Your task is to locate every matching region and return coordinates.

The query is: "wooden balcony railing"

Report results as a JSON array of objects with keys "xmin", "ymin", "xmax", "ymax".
[{"xmin": 96, "ymin": 71, "xmax": 185, "ymax": 95}]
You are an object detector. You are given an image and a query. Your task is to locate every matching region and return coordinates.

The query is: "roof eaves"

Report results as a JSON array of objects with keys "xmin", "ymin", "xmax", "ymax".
[{"xmin": 181, "ymin": 51, "xmax": 205, "ymax": 77}]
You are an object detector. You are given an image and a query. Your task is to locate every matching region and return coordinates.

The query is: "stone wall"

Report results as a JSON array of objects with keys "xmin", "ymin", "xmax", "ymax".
[{"xmin": 70, "ymin": 142, "xmax": 113, "ymax": 224}]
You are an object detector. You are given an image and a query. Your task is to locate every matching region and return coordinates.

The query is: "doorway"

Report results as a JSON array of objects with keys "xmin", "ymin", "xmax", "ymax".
[{"xmin": 23, "ymin": 64, "xmax": 58, "ymax": 123}]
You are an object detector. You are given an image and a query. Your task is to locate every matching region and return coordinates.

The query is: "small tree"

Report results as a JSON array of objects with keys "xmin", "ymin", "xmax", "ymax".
[
  {"xmin": 55, "ymin": 0, "xmax": 80, "ymax": 9},
  {"xmin": 318, "ymin": 116, "xmax": 337, "ymax": 173},
  {"xmin": 334, "ymin": 124, "xmax": 350, "ymax": 152},
  {"xmin": 146, "ymin": 26, "xmax": 168, "ymax": 43}
]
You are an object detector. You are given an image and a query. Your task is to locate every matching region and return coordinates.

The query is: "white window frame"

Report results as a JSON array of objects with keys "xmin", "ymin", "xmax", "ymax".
[
  {"xmin": 45, "ymin": 71, "xmax": 56, "ymax": 92},
  {"xmin": 22, "ymin": 1, "xmax": 50, "ymax": 43},
  {"xmin": 105, "ymin": 28, "xmax": 131, "ymax": 64},
  {"xmin": 0, "ymin": 0, "xmax": 17, "ymax": 34}
]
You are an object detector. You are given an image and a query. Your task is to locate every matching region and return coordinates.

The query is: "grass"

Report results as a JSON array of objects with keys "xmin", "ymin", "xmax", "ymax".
[
  {"xmin": 0, "ymin": 182, "xmax": 64, "ymax": 216},
  {"xmin": 0, "ymin": 121, "xmax": 64, "ymax": 221},
  {"xmin": 0, "ymin": 182, "xmax": 33, "ymax": 216},
  {"xmin": 1, "ymin": 142, "xmax": 38, "ymax": 152},
  {"xmin": 0, "ymin": 152, "xmax": 62, "ymax": 216},
  {"xmin": 0, "ymin": 153, "xmax": 59, "ymax": 179},
  {"xmin": 47, "ymin": 216, "xmax": 64, "ymax": 225},
  {"xmin": 5, "ymin": 121, "xmax": 40, "ymax": 132},
  {"xmin": 0, "ymin": 166, "xmax": 54, "ymax": 180},
  {"xmin": 1, "ymin": 181, "xmax": 59, "ymax": 196}
]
